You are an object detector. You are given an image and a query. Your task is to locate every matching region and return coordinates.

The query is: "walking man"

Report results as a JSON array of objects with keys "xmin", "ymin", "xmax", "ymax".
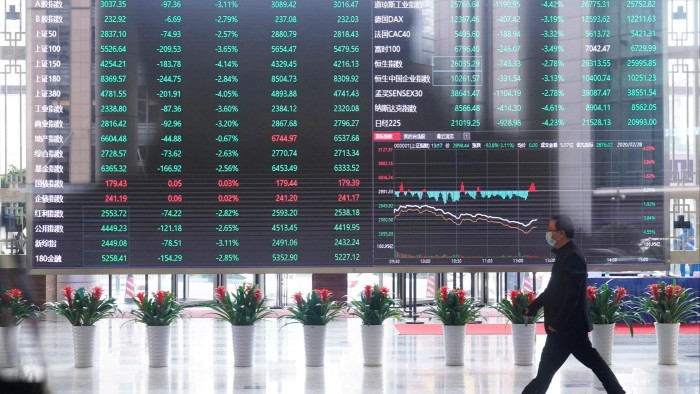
[{"xmin": 522, "ymin": 214, "xmax": 626, "ymax": 394}]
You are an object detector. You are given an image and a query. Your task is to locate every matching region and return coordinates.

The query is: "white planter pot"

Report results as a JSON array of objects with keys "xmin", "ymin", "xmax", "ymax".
[
  {"xmin": 303, "ymin": 325, "xmax": 326, "ymax": 367},
  {"xmin": 361, "ymin": 325, "xmax": 384, "ymax": 367},
  {"xmin": 655, "ymin": 322, "xmax": 680, "ymax": 365},
  {"xmin": 511, "ymin": 324, "xmax": 536, "ymax": 366},
  {"xmin": 147, "ymin": 325, "xmax": 171, "ymax": 368},
  {"xmin": 0, "ymin": 325, "xmax": 19, "ymax": 368},
  {"xmin": 443, "ymin": 325, "xmax": 465, "ymax": 366},
  {"xmin": 232, "ymin": 325, "xmax": 255, "ymax": 367},
  {"xmin": 72, "ymin": 325, "xmax": 97, "ymax": 368},
  {"xmin": 591, "ymin": 323, "xmax": 615, "ymax": 365}
]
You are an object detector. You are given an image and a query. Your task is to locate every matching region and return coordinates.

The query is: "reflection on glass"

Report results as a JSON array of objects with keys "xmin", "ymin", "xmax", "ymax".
[{"xmin": 187, "ymin": 274, "xmax": 216, "ymax": 300}]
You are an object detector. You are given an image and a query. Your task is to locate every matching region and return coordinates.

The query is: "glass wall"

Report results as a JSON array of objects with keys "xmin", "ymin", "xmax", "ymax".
[
  {"xmin": 94, "ymin": 272, "xmax": 314, "ymax": 307},
  {"xmin": 1, "ymin": 1, "xmax": 697, "ymax": 306}
]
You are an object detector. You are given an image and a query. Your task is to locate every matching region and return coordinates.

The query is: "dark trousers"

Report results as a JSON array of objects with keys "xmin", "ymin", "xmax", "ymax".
[{"xmin": 522, "ymin": 330, "xmax": 625, "ymax": 394}]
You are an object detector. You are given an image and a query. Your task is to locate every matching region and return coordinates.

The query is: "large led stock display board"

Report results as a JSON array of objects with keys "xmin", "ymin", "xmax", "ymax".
[{"xmin": 29, "ymin": 0, "xmax": 667, "ymax": 272}]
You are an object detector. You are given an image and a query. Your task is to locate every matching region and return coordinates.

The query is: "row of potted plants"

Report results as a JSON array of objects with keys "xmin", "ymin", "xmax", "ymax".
[
  {"xmin": 1, "ymin": 281, "xmax": 698, "ymax": 368},
  {"xmin": 492, "ymin": 280, "xmax": 700, "ymax": 366},
  {"xmin": 587, "ymin": 280, "xmax": 700, "ymax": 365}
]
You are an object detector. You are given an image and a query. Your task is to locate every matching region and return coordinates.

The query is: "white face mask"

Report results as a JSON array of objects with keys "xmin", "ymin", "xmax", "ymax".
[{"xmin": 545, "ymin": 231, "xmax": 558, "ymax": 246}]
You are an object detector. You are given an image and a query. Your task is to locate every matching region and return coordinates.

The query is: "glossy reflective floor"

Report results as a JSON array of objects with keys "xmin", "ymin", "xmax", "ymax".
[{"xmin": 2, "ymin": 317, "xmax": 699, "ymax": 394}]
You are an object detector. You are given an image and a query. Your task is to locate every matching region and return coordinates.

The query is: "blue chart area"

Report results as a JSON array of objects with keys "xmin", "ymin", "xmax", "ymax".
[{"xmin": 395, "ymin": 181, "xmax": 537, "ymax": 203}]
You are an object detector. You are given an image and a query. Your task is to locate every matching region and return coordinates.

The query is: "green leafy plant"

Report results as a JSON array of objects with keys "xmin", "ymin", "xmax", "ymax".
[
  {"xmin": 1, "ymin": 288, "xmax": 43, "ymax": 326},
  {"xmin": 425, "ymin": 287, "xmax": 482, "ymax": 326},
  {"xmin": 587, "ymin": 282, "xmax": 641, "ymax": 336},
  {"xmin": 45, "ymin": 286, "xmax": 117, "ymax": 326},
  {"xmin": 206, "ymin": 284, "xmax": 273, "ymax": 325},
  {"xmin": 0, "ymin": 165, "xmax": 25, "ymax": 188},
  {"xmin": 634, "ymin": 281, "xmax": 700, "ymax": 324},
  {"xmin": 492, "ymin": 289, "xmax": 542, "ymax": 325},
  {"xmin": 280, "ymin": 289, "xmax": 343, "ymax": 326},
  {"xmin": 347, "ymin": 284, "xmax": 402, "ymax": 325},
  {"xmin": 129, "ymin": 290, "xmax": 184, "ymax": 326}
]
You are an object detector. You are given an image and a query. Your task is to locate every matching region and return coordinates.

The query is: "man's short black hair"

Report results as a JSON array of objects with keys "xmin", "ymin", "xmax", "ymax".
[{"xmin": 551, "ymin": 214, "xmax": 575, "ymax": 238}]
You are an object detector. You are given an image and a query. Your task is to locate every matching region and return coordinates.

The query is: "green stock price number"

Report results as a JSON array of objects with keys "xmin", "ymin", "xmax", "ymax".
[{"xmin": 272, "ymin": 253, "xmax": 299, "ymax": 262}]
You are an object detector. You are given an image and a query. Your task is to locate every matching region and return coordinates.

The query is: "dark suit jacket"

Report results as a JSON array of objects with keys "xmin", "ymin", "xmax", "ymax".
[{"xmin": 527, "ymin": 241, "xmax": 593, "ymax": 334}]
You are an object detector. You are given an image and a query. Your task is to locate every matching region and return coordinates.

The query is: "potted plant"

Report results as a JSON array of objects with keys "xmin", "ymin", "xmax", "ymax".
[
  {"xmin": 586, "ymin": 282, "xmax": 641, "ymax": 364},
  {"xmin": 129, "ymin": 290, "xmax": 185, "ymax": 367},
  {"xmin": 279, "ymin": 289, "xmax": 343, "ymax": 366},
  {"xmin": 1, "ymin": 288, "xmax": 43, "ymax": 367},
  {"xmin": 45, "ymin": 286, "xmax": 117, "ymax": 367},
  {"xmin": 634, "ymin": 281, "xmax": 700, "ymax": 365},
  {"xmin": 424, "ymin": 287, "xmax": 482, "ymax": 366},
  {"xmin": 347, "ymin": 284, "xmax": 402, "ymax": 366},
  {"xmin": 492, "ymin": 289, "xmax": 543, "ymax": 366},
  {"xmin": 205, "ymin": 284, "xmax": 273, "ymax": 366}
]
